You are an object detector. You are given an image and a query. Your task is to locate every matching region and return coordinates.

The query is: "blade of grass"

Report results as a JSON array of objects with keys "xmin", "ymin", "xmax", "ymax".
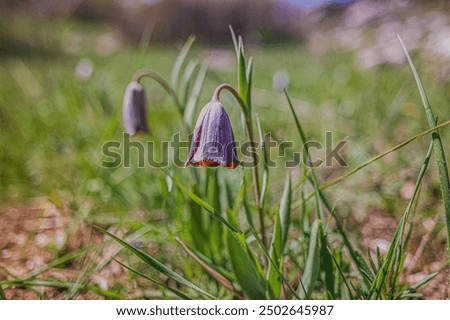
[
  {"xmin": 180, "ymin": 59, "xmax": 198, "ymax": 106},
  {"xmin": 183, "ymin": 60, "xmax": 209, "ymax": 128},
  {"xmin": 65, "ymin": 224, "xmax": 153, "ymax": 299},
  {"xmin": 229, "ymin": 25, "xmax": 239, "ymax": 58},
  {"xmin": 95, "ymin": 226, "xmax": 217, "ymax": 299},
  {"xmin": 371, "ymin": 141, "xmax": 434, "ymax": 299},
  {"xmin": 398, "ymin": 34, "xmax": 450, "ymax": 260},
  {"xmin": 171, "ymin": 176, "xmax": 239, "ymax": 233},
  {"xmin": 170, "ymin": 35, "xmax": 196, "ymax": 93},
  {"xmin": 227, "ymin": 231, "xmax": 266, "ymax": 299},
  {"xmin": 177, "ymin": 238, "xmax": 236, "ymax": 282},
  {"xmin": 0, "ymin": 279, "xmax": 84, "ymax": 290},
  {"xmin": 241, "ymin": 176, "xmax": 254, "ymax": 229},
  {"xmin": 266, "ymin": 209, "xmax": 283, "ymax": 299},
  {"xmin": 113, "ymin": 258, "xmax": 191, "ymax": 300},
  {"xmin": 321, "ymin": 238, "xmax": 336, "ymax": 299},
  {"xmin": 187, "ymin": 184, "xmax": 208, "ymax": 255},
  {"xmin": 409, "ymin": 271, "xmax": 439, "ymax": 291},
  {"xmin": 245, "ymin": 56, "xmax": 253, "ymax": 117},
  {"xmin": 237, "ymin": 180, "xmax": 301, "ymax": 300},
  {"xmin": 280, "ymin": 173, "xmax": 292, "ymax": 250},
  {"xmin": 1, "ymin": 278, "xmax": 123, "ymax": 299},
  {"xmin": 295, "ymin": 119, "xmax": 450, "ymax": 205},
  {"xmin": 134, "ymin": 22, "xmax": 154, "ymax": 70},
  {"xmin": 176, "ymin": 237, "xmax": 244, "ymax": 299},
  {"xmin": 398, "ymin": 271, "xmax": 439, "ymax": 299},
  {"xmin": 24, "ymin": 243, "xmax": 105, "ymax": 280},
  {"xmin": 256, "ymin": 114, "xmax": 269, "ymax": 207},
  {"xmin": 284, "ymin": 90, "xmax": 325, "ymax": 222},
  {"xmin": 0, "ymin": 284, "xmax": 5, "ymax": 300},
  {"xmin": 326, "ymin": 246, "xmax": 354, "ymax": 299},
  {"xmin": 298, "ymin": 220, "xmax": 321, "ymax": 299}
]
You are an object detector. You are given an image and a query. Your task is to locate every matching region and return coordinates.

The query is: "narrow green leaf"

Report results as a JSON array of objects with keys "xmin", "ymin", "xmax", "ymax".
[
  {"xmin": 233, "ymin": 175, "xmax": 255, "ymax": 229},
  {"xmin": 227, "ymin": 231, "xmax": 266, "ymax": 299},
  {"xmin": 284, "ymin": 89, "xmax": 325, "ymax": 221},
  {"xmin": 224, "ymin": 178, "xmax": 236, "ymax": 210},
  {"xmin": 170, "ymin": 35, "xmax": 196, "ymax": 92},
  {"xmin": 266, "ymin": 210, "xmax": 283, "ymax": 299},
  {"xmin": 284, "ymin": 90, "xmax": 308, "ymax": 155},
  {"xmin": 399, "ymin": 292, "xmax": 423, "ymax": 299},
  {"xmin": 298, "ymin": 220, "xmax": 321, "ymax": 299},
  {"xmin": 180, "ymin": 59, "xmax": 198, "ymax": 106},
  {"xmin": 398, "ymin": 35, "xmax": 450, "ymax": 257},
  {"xmin": 229, "ymin": 25, "xmax": 239, "ymax": 58},
  {"xmin": 183, "ymin": 60, "xmax": 209, "ymax": 128},
  {"xmin": 256, "ymin": 115, "xmax": 269, "ymax": 207},
  {"xmin": 376, "ymin": 247, "xmax": 383, "ymax": 270},
  {"xmin": 172, "ymin": 177, "xmax": 239, "ymax": 233},
  {"xmin": 371, "ymin": 141, "xmax": 434, "ymax": 299},
  {"xmin": 24, "ymin": 243, "xmax": 105, "ymax": 280},
  {"xmin": 176, "ymin": 238, "xmax": 243, "ymax": 299},
  {"xmin": 176, "ymin": 238, "xmax": 235, "ymax": 282},
  {"xmin": 237, "ymin": 39, "xmax": 248, "ymax": 111},
  {"xmin": 279, "ymin": 173, "xmax": 292, "ymax": 250},
  {"xmin": 327, "ymin": 247, "xmax": 354, "ymax": 299},
  {"xmin": 0, "ymin": 279, "xmax": 83, "ymax": 289},
  {"xmin": 134, "ymin": 21, "xmax": 154, "ymax": 71},
  {"xmin": 317, "ymin": 120, "xmax": 450, "ymax": 193},
  {"xmin": 65, "ymin": 224, "xmax": 154, "ymax": 300},
  {"xmin": 114, "ymin": 258, "xmax": 191, "ymax": 300},
  {"xmin": 368, "ymin": 248, "xmax": 378, "ymax": 274},
  {"xmin": 188, "ymin": 185, "xmax": 208, "ymax": 256},
  {"xmin": 321, "ymin": 241, "xmax": 335, "ymax": 299},
  {"xmin": 232, "ymin": 176, "xmax": 301, "ymax": 300},
  {"xmin": 332, "ymin": 210, "xmax": 373, "ymax": 288},
  {"xmin": 0, "ymin": 284, "xmax": 6, "ymax": 300},
  {"xmin": 95, "ymin": 226, "xmax": 217, "ymax": 299},
  {"xmin": 410, "ymin": 272, "xmax": 439, "ymax": 291},
  {"xmin": 245, "ymin": 56, "xmax": 253, "ymax": 115}
]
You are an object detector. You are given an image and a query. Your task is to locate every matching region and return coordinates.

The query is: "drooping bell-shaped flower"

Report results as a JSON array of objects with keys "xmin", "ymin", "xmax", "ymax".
[
  {"xmin": 185, "ymin": 100, "xmax": 239, "ymax": 168},
  {"xmin": 122, "ymin": 81, "xmax": 148, "ymax": 136}
]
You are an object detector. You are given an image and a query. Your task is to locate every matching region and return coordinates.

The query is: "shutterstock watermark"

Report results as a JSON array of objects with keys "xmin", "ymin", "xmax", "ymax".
[{"xmin": 101, "ymin": 132, "xmax": 348, "ymax": 168}]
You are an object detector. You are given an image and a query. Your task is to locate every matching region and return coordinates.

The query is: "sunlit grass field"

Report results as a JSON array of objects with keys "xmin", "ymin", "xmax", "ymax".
[{"xmin": 0, "ymin": 16, "xmax": 449, "ymax": 299}]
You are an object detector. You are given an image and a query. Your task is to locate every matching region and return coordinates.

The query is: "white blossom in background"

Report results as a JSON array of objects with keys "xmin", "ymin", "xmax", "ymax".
[
  {"xmin": 273, "ymin": 70, "xmax": 290, "ymax": 91},
  {"xmin": 75, "ymin": 58, "xmax": 94, "ymax": 82}
]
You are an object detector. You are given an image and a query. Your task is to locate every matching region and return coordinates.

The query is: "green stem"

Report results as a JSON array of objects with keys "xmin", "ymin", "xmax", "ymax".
[
  {"xmin": 245, "ymin": 119, "xmax": 267, "ymax": 248},
  {"xmin": 0, "ymin": 284, "xmax": 5, "ymax": 300},
  {"xmin": 133, "ymin": 69, "xmax": 199, "ymax": 184},
  {"xmin": 284, "ymin": 90, "xmax": 325, "ymax": 222},
  {"xmin": 132, "ymin": 69, "xmax": 183, "ymax": 115},
  {"xmin": 398, "ymin": 36, "xmax": 450, "ymax": 266},
  {"xmin": 214, "ymin": 83, "xmax": 267, "ymax": 248},
  {"xmin": 320, "ymin": 119, "xmax": 450, "ymax": 192},
  {"xmin": 212, "ymin": 84, "xmax": 246, "ymax": 112},
  {"xmin": 290, "ymin": 119, "xmax": 450, "ymax": 210}
]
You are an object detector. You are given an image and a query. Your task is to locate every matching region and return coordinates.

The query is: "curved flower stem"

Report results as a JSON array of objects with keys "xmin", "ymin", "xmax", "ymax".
[
  {"xmin": 133, "ymin": 69, "xmax": 199, "ymax": 184},
  {"xmin": 212, "ymin": 84, "xmax": 246, "ymax": 112},
  {"xmin": 133, "ymin": 69, "xmax": 183, "ymax": 115},
  {"xmin": 214, "ymin": 83, "xmax": 267, "ymax": 248}
]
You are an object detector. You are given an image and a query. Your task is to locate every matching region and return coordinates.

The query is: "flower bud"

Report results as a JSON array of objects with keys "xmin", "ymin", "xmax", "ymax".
[{"xmin": 122, "ymin": 81, "xmax": 148, "ymax": 136}]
